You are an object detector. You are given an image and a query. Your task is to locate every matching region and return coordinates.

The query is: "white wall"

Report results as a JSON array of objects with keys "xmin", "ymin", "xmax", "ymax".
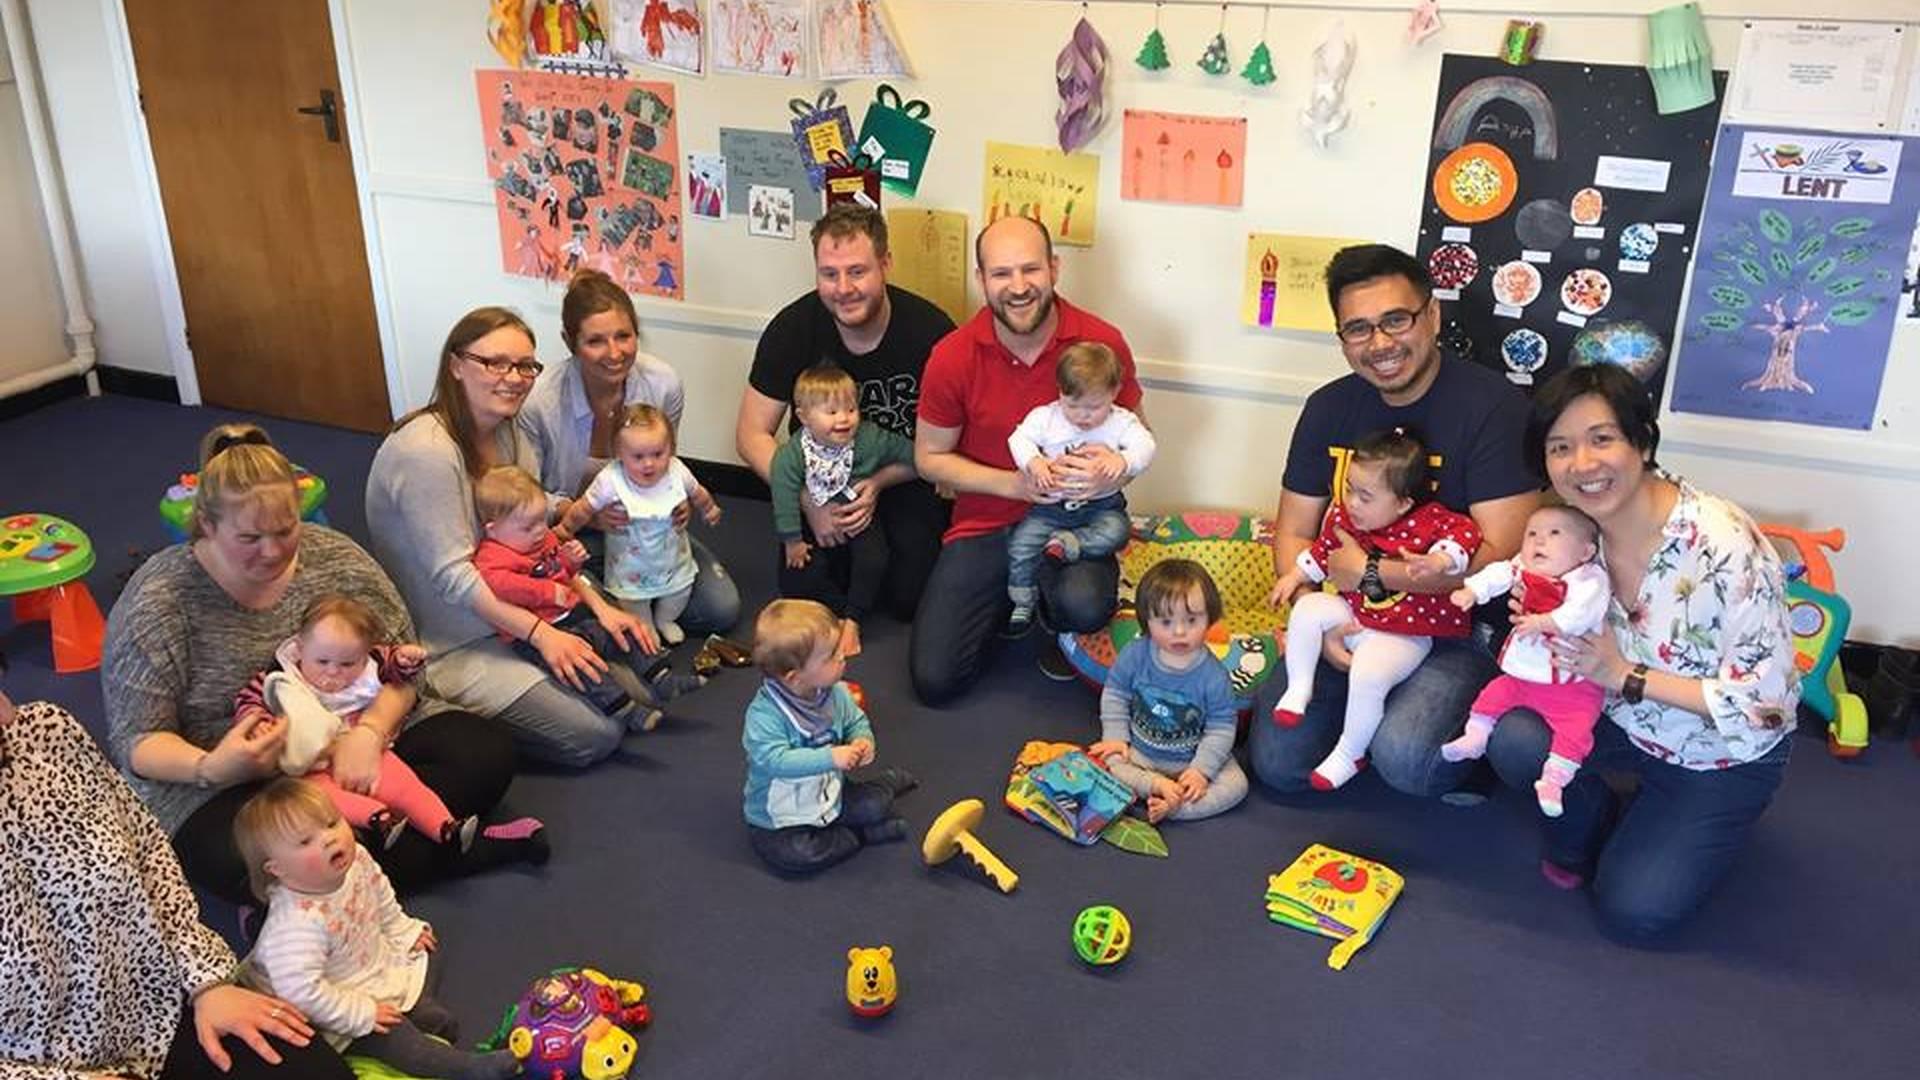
[
  {"xmin": 0, "ymin": 11, "xmax": 67, "ymax": 385},
  {"xmin": 34, "ymin": 0, "xmax": 1920, "ymax": 642}
]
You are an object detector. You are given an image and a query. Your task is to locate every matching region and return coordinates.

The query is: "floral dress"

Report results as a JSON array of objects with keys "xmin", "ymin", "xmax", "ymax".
[{"xmin": 1604, "ymin": 478, "xmax": 1799, "ymax": 769}]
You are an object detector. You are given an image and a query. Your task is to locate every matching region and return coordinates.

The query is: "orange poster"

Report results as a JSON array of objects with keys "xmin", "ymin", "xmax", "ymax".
[
  {"xmin": 1121, "ymin": 110, "xmax": 1247, "ymax": 207},
  {"xmin": 475, "ymin": 69, "xmax": 684, "ymax": 299}
]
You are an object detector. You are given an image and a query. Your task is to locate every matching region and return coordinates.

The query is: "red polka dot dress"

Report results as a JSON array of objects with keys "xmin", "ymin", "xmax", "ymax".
[{"xmin": 1303, "ymin": 503, "xmax": 1483, "ymax": 638}]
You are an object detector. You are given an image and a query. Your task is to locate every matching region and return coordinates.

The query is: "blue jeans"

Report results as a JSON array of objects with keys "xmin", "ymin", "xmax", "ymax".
[
  {"xmin": 507, "ymin": 609, "xmax": 648, "ymax": 718},
  {"xmin": 1486, "ymin": 711, "xmax": 1790, "ymax": 944},
  {"xmin": 1248, "ymin": 635, "xmax": 1496, "ymax": 797},
  {"xmin": 909, "ymin": 527, "xmax": 1119, "ymax": 706},
  {"xmin": 746, "ymin": 779, "xmax": 898, "ymax": 874},
  {"xmin": 1005, "ymin": 494, "xmax": 1130, "ymax": 592}
]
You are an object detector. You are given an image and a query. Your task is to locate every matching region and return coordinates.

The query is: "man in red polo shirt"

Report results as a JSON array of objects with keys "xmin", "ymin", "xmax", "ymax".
[{"xmin": 910, "ymin": 216, "xmax": 1144, "ymax": 706}]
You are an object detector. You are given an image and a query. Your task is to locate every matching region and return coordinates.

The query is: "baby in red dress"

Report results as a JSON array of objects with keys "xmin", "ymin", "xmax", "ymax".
[
  {"xmin": 1270, "ymin": 429, "xmax": 1483, "ymax": 790},
  {"xmin": 1440, "ymin": 505, "xmax": 1608, "ymax": 816}
]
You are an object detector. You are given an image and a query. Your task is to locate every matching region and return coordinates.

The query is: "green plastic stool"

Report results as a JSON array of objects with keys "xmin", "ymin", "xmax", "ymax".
[{"xmin": 0, "ymin": 513, "xmax": 104, "ymax": 673}]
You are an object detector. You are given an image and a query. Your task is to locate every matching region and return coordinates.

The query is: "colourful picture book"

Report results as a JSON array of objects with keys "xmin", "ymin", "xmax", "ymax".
[{"xmin": 1264, "ymin": 844, "xmax": 1405, "ymax": 970}]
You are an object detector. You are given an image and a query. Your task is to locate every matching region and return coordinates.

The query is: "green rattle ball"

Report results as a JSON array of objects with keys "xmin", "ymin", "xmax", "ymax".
[{"xmin": 1072, "ymin": 905, "xmax": 1132, "ymax": 966}]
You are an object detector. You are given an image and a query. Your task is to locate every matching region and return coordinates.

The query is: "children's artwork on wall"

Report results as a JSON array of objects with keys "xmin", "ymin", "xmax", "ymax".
[
  {"xmin": 711, "ymin": 0, "xmax": 807, "ymax": 77},
  {"xmin": 1407, "ymin": 1, "xmax": 1442, "ymax": 46},
  {"xmin": 488, "ymin": 0, "xmax": 531, "ymax": 67},
  {"xmin": 611, "ymin": 0, "xmax": 704, "ymax": 75},
  {"xmin": 855, "ymin": 85, "xmax": 935, "ymax": 197},
  {"xmin": 718, "ymin": 127, "xmax": 818, "ymax": 220},
  {"xmin": 1670, "ymin": 126, "xmax": 1919, "ymax": 430},
  {"xmin": 789, "ymin": 89, "xmax": 856, "ymax": 192},
  {"xmin": 1242, "ymin": 234, "xmax": 1362, "ymax": 332},
  {"xmin": 1055, "ymin": 16, "xmax": 1110, "ymax": 153},
  {"xmin": 815, "ymin": 0, "xmax": 912, "ymax": 80},
  {"xmin": 824, "ymin": 151, "xmax": 881, "ymax": 210},
  {"xmin": 886, "ymin": 207, "xmax": 970, "ymax": 324},
  {"xmin": 687, "ymin": 152, "xmax": 726, "ymax": 219},
  {"xmin": 476, "ymin": 69, "xmax": 683, "ymax": 300},
  {"xmin": 1299, "ymin": 21, "xmax": 1355, "ymax": 148},
  {"xmin": 1121, "ymin": 110, "xmax": 1246, "ymax": 207},
  {"xmin": 983, "ymin": 142, "xmax": 1099, "ymax": 248},
  {"xmin": 1905, "ymin": 209, "xmax": 1920, "ymax": 319},
  {"xmin": 529, "ymin": 0, "xmax": 622, "ymax": 76},
  {"xmin": 748, "ymin": 184, "xmax": 796, "ymax": 238},
  {"xmin": 1413, "ymin": 54, "xmax": 1725, "ymax": 397}
]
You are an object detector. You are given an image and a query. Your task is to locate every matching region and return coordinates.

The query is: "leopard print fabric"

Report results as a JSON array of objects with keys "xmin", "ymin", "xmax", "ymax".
[{"xmin": 0, "ymin": 701, "xmax": 236, "ymax": 1079}]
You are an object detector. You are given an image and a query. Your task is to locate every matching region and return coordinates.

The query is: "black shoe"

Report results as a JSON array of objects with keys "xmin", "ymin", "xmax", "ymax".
[
  {"xmin": 1037, "ymin": 635, "xmax": 1078, "ymax": 682},
  {"xmin": 1440, "ymin": 759, "xmax": 1498, "ymax": 807},
  {"xmin": 859, "ymin": 817, "xmax": 909, "ymax": 845},
  {"xmin": 1002, "ymin": 606, "xmax": 1034, "ymax": 639}
]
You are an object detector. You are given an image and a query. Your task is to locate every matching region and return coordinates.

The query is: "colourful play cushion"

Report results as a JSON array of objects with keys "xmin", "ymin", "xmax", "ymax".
[
  {"xmin": 1059, "ymin": 511, "xmax": 1287, "ymax": 707},
  {"xmin": 0, "ymin": 513, "xmax": 96, "ymax": 596},
  {"xmin": 158, "ymin": 467, "xmax": 329, "ymax": 539}
]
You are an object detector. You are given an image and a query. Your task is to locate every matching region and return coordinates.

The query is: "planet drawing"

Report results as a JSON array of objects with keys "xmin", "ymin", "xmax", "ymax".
[
  {"xmin": 1619, "ymin": 223, "xmax": 1659, "ymax": 261},
  {"xmin": 1501, "ymin": 328, "xmax": 1548, "ymax": 374},
  {"xmin": 1571, "ymin": 320, "xmax": 1667, "ymax": 382},
  {"xmin": 1515, "ymin": 199, "xmax": 1572, "ymax": 251}
]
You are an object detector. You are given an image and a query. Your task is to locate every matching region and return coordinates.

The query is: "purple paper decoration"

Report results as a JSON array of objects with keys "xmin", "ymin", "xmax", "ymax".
[{"xmin": 1056, "ymin": 17, "xmax": 1110, "ymax": 153}]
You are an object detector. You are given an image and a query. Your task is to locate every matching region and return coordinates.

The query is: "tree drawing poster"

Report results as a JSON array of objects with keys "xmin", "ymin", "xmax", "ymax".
[
  {"xmin": 476, "ymin": 70, "xmax": 684, "ymax": 301},
  {"xmin": 1413, "ymin": 55, "xmax": 1724, "ymax": 397},
  {"xmin": 1670, "ymin": 126, "xmax": 1920, "ymax": 430}
]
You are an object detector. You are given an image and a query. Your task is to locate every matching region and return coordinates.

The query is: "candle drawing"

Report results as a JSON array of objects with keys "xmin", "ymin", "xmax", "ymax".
[
  {"xmin": 1217, "ymin": 147, "xmax": 1234, "ymax": 204},
  {"xmin": 1258, "ymin": 247, "xmax": 1278, "ymax": 326}
]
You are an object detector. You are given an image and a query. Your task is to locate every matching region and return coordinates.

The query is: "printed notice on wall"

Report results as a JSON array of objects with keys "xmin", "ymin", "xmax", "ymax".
[{"xmin": 1726, "ymin": 21, "xmax": 1903, "ymax": 132}]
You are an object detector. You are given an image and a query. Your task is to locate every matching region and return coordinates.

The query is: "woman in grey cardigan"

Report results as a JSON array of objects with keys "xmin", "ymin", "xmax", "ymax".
[
  {"xmin": 102, "ymin": 424, "xmax": 529, "ymax": 909},
  {"xmin": 367, "ymin": 307, "xmax": 659, "ymax": 766},
  {"xmin": 516, "ymin": 268, "xmax": 740, "ymax": 633}
]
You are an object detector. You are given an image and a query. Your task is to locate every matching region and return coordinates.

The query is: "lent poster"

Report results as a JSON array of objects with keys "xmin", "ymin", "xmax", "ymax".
[
  {"xmin": 982, "ymin": 142, "xmax": 1098, "ymax": 247},
  {"xmin": 476, "ymin": 70, "xmax": 684, "ymax": 300},
  {"xmin": 1242, "ymin": 234, "xmax": 1363, "ymax": 333},
  {"xmin": 1670, "ymin": 126, "xmax": 1920, "ymax": 430},
  {"xmin": 1413, "ymin": 55, "xmax": 1724, "ymax": 396}
]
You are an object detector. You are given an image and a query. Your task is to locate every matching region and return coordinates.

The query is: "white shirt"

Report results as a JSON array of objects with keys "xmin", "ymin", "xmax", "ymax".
[{"xmin": 1006, "ymin": 401, "xmax": 1156, "ymax": 477}]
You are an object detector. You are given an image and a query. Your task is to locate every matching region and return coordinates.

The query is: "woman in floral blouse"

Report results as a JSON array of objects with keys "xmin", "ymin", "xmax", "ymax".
[
  {"xmin": 0, "ymin": 681, "xmax": 350, "ymax": 1079},
  {"xmin": 1485, "ymin": 364, "xmax": 1797, "ymax": 943}
]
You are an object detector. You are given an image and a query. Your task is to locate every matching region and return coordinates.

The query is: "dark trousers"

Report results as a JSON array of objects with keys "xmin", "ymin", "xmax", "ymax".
[
  {"xmin": 777, "ymin": 521, "xmax": 891, "ymax": 620},
  {"xmin": 908, "ymin": 526, "xmax": 1118, "ymax": 706},
  {"xmin": 172, "ymin": 711, "xmax": 518, "ymax": 907},
  {"xmin": 747, "ymin": 780, "xmax": 897, "ymax": 874},
  {"xmin": 509, "ymin": 609, "xmax": 650, "ymax": 716},
  {"xmin": 159, "ymin": 1004, "xmax": 353, "ymax": 1080},
  {"xmin": 776, "ymin": 479, "xmax": 947, "ymax": 623},
  {"xmin": 1485, "ymin": 712, "xmax": 1790, "ymax": 944}
]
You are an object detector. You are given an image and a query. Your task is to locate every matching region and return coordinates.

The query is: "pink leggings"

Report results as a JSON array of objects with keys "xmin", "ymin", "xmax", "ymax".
[
  {"xmin": 305, "ymin": 751, "xmax": 455, "ymax": 841},
  {"xmin": 1471, "ymin": 675, "xmax": 1605, "ymax": 764}
]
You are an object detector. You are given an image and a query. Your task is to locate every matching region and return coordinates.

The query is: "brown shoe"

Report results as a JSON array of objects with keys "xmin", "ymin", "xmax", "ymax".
[
  {"xmin": 703, "ymin": 634, "xmax": 754, "ymax": 667},
  {"xmin": 692, "ymin": 646, "xmax": 722, "ymax": 678}
]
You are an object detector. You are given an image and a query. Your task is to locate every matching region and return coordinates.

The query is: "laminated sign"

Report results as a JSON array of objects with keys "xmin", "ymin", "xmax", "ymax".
[{"xmin": 855, "ymin": 84, "xmax": 935, "ymax": 197}]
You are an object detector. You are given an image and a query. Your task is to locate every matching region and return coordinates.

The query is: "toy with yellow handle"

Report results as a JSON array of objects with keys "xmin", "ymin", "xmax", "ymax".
[
  {"xmin": 487, "ymin": 0, "xmax": 529, "ymax": 68},
  {"xmin": 1759, "ymin": 524, "xmax": 1868, "ymax": 758},
  {"xmin": 922, "ymin": 799, "xmax": 1019, "ymax": 893}
]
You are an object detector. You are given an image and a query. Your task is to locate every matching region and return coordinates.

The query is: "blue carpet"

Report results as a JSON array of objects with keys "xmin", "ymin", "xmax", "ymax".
[{"xmin": 2, "ymin": 394, "xmax": 1915, "ymax": 1079}]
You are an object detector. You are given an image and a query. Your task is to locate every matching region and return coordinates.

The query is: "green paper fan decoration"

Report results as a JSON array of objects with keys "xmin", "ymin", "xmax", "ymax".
[
  {"xmin": 1197, "ymin": 32, "xmax": 1230, "ymax": 75},
  {"xmin": 1137, "ymin": 27, "xmax": 1171, "ymax": 71},
  {"xmin": 1242, "ymin": 41, "xmax": 1275, "ymax": 85}
]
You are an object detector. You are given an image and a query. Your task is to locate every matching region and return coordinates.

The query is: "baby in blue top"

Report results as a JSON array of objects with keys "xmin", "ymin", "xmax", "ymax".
[
  {"xmin": 1088, "ymin": 559, "xmax": 1248, "ymax": 823},
  {"xmin": 740, "ymin": 599, "xmax": 917, "ymax": 874}
]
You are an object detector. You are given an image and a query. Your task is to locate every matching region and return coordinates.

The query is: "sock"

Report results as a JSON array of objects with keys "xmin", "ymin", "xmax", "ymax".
[
  {"xmin": 1272, "ymin": 686, "xmax": 1310, "ymax": 728},
  {"xmin": 858, "ymin": 817, "xmax": 909, "ymax": 845},
  {"xmin": 1540, "ymin": 859, "xmax": 1586, "ymax": 890},
  {"xmin": 658, "ymin": 621, "xmax": 685, "ymax": 645},
  {"xmin": 440, "ymin": 815, "xmax": 481, "ymax": 851},
  {"xmin": 464, "ymin": 817, "xmax": 550, "ymax": 868},
  {"xmin": 1536, "ymin": 754, "xmax": 1579, "ymax": 818},
  {"xmin": 1441, "ymin": 715, "xmax": 1497, "ymax": 762},
  {"xmin": 626, "ymin": 704, "xmax": 664, "ymax": 733},
  {"xmin": 1309, "ymin": 752, "xmax": 1368, "ymax": 791}
]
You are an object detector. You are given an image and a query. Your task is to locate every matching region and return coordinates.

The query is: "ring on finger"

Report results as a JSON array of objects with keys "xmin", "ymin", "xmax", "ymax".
[{"xmin": 270, "ymin": 1006, "xmax": 283, "ymax": 1021}]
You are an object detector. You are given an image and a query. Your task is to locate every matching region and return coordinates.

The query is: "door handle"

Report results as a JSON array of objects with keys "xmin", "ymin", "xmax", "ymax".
[{"xmin": 296, "ymin": 89, "xmax": 340, "ymax": 143}]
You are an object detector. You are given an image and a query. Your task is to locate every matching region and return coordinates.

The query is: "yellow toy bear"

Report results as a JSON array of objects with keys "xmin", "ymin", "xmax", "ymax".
[{"xmin": 844, "ymin": 946, "xmax": 897, "ymax": 1017}]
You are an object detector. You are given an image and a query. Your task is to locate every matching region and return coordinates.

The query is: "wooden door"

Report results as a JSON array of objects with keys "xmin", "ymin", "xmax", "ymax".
[{"xmin": 124, "ymin": 0, "xmax": 390, "ymax": 432}]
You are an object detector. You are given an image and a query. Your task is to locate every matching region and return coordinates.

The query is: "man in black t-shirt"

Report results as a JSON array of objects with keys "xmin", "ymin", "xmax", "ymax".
[
  {"xmin": 1252, "ymin": 243, "xmax": 1541, "ymax": 799},
  {"xmin": 736, "ymin": 205, "xmax": 956, "ymax": 626}
]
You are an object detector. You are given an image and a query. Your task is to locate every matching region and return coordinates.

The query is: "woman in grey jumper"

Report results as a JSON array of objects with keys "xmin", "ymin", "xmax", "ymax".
[
  {"xmin": 367, "ymin": 307, "xmax": 659, "ymax": 766},
  {"xmin": 516, "ymin": 268, "xmax": 740, "ymax": 634}
]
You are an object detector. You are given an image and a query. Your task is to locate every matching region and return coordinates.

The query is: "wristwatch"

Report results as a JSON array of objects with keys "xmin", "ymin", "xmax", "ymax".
[
  {"xmin": 1359, "ymin": 550, "xmax": 1390, "ymax": 603},
  {"xmin": 1621, "ymin": 663, "xmax": 1650, "ymax": 705}
]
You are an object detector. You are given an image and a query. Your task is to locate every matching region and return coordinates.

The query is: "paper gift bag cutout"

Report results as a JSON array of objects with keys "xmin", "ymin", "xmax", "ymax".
[
  {"xmin": 855, "ymin": 84, "xmax": 935, "ymax": 197},
  {"xmin": 789, "ymin": 88, "xmax": 855, "ymax": 193},
  {"xmin": 1645, "ymin": 3, "xmax": 1715, "ymax": 115},
  {"xmin": 823, "ymin": 150, "xmax": 882, "ymax": 210}
]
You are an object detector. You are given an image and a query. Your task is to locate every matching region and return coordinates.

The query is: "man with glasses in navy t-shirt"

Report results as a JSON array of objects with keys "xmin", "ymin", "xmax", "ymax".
[{"xmin": 1253, "ymin": 243, "xmax": 1540, "ymax": 800}]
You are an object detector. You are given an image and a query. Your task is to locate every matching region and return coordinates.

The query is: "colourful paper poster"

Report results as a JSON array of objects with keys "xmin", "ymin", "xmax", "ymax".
[
  {"xmin": 718, "ymin": 127, "xmax": 817, "ymax": 220},
  {"xmin": 1670, "ymin": 125, "xmax": 1920, "ymax": 430},
  {"xmin": 610, "ymin": 0, "xmax": 704, "ymax": 75},
  {"xmin": 748, "ymin": 184, "xmax": 795, "ymax": 238},
  {"xmin": 476, "ymin": 69, "xmax": 683, "ymax": 300},
  {"xmin": 688, "ymin": 152, "xmax": 726, "ymax": 220},
  {"xmin": 711, "ymin": 0, "xmax": 807, "ymax": 77},
  {"xmin": 983, "ymin": 142, "xmax": 1099, "ymax": 248},
  {"xmin": 1121, "ymin": 110, "xmax": 1247, "ymax": 207},
  {"xmin": 816, "ymin": 0, "xmax": 912, "ymax": 79},
  {"xmin": 1242, "ymin": 234, "xmax": 1362, "ymax": 332},
  {"xmin": 886, "ymin": 208, "xmax": 969, "ymax": 324}
]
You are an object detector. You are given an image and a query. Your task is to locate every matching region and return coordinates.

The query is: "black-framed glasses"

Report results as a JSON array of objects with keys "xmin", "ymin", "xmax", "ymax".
[
  {"xmin": 1336, "ymin": 295, "xmax": 1433, "ymax": 345},
  {"xmin": 457, "ymin": 350, "xmax": 544, "ymax": 379}
]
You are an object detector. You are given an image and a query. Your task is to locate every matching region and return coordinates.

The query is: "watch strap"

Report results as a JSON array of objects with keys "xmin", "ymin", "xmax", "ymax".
[{"xmin": 1621, "ymin": 663, "xmax": 1649, "ymax": 704}]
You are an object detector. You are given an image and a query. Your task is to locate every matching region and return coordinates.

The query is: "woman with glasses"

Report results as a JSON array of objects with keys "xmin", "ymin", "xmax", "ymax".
[
  {"xmin": 516, "ymin": 268, "xmax": 740, "ymax": 636},
  {"xmin": 102, "ymin": 423, "xmax": 527, "ymax": 908},
  {"xmin": 367, "ymin": 308, "xmax": 656, "ymax": 767}
]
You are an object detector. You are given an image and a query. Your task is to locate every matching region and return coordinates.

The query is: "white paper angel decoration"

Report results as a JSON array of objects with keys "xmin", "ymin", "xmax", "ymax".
[
  {"xmin": 1300, "ymin": 21, "xmax": 1356, "ymax": 149},
  {"xmin": 1407, "ymin": 2, "xmax": 1443, "ymax": 46}
]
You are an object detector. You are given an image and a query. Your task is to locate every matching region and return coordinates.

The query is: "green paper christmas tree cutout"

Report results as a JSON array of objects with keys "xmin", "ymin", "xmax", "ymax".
[
  {"xmin": 1136, "ymin": 27, "xmax": 1171, "ymax": 71},
  {"xmin": 1241, "ymin": 41, "xmax": 1275, "ymax": 86},
  {"xmin": 1197, "ymin": 32, "xmax": 1230, "ymax": 75}
]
